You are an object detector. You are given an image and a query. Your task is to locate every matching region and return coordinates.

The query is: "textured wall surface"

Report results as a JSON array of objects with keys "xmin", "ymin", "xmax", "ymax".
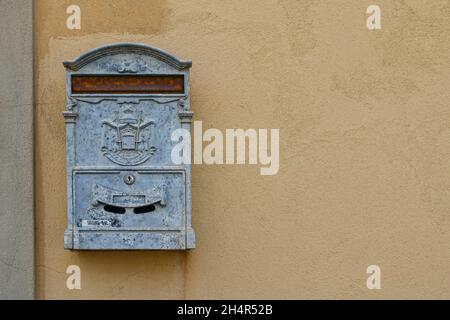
[
  {"xmin": 0, "ymin": 0, "xmax": 34, "ymax": 299},
  {"xmin": 36, "ymin": 0, "xmax": 450, "ymax": 299}
]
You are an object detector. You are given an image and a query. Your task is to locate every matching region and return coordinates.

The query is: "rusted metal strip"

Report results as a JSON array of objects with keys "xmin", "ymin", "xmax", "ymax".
[{"xmin": 72, "ymin": 74, "xmax": 185, "ymax": 94}]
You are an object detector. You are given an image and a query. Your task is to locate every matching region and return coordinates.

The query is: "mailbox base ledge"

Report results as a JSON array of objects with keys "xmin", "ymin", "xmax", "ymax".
[{"xmin": 64, "ymin": 229, "xmax": 194, "ymax": 250}]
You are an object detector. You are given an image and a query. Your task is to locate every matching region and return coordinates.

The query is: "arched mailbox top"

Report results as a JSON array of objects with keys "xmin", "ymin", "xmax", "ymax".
[
  {"xmin": 63, "ymin": 42, "xmax": 192, "ymax": 72},
  {"xmin": 64, "ymin": 43, "xmax": 192, "ymax": 95}
]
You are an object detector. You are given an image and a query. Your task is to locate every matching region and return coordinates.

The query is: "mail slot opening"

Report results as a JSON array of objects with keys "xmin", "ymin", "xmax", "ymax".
[
  {"xmin": 103, "ymin": 204, "xmax": 126, "ymax": 214},
  {"xmin": 134, "ymin": 205, "xmax": 156, "ymax": 214},
  {"xmin": 71, "ymin": 74, "xmax": 185, "ymax": 94}
]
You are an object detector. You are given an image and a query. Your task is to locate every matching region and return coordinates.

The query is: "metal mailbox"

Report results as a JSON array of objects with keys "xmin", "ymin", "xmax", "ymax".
[{"xmin": 62, "ymin": 43, "xmax": 195, "ymax": 250}]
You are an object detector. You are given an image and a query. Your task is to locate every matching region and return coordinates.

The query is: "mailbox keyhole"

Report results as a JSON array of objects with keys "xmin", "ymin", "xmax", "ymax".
[
  {"xmin": 104, "ymin": 205, "xmax": 126, "ymax": 214},
  {"xmin": 134, "ymin": 205, "xmax": 156, "ymax": 214},
  {"xmin": 124, "ymin": 174, "xmax": 135, "ymax": 185}
]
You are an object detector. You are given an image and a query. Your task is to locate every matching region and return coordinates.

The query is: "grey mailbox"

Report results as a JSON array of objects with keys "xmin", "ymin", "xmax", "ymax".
[{"xmin": 62, "ymin": 43, "xmax": 195, "ymax": 250}]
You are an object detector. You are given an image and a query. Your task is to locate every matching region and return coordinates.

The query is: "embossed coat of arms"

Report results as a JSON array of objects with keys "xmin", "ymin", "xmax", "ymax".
[{"xmin": 101, "ymin": 104, "xmax": 156, "ymax": 165}]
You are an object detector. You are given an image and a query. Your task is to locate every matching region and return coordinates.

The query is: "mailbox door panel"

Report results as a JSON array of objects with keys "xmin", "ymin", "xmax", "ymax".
[{"xmin": 73, "ymin": 169, "xmax": 186, "ymax": 230}]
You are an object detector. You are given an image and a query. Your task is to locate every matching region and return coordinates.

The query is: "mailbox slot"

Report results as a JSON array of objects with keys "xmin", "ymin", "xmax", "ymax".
[{"xmin": 71, "ymin": 74, "xmax": 185, "ymax": 94}]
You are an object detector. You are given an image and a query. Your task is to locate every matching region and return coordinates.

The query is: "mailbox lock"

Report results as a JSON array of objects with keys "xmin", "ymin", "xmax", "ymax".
[{"xmin": 124, "ymin": 174, "xmax": 136, "ymax": 185}]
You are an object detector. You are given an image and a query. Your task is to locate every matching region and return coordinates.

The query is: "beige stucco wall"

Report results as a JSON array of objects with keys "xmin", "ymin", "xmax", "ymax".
[{"xmin": 36, "ymin": 0, "xmax": 450, "ymax": 299}]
